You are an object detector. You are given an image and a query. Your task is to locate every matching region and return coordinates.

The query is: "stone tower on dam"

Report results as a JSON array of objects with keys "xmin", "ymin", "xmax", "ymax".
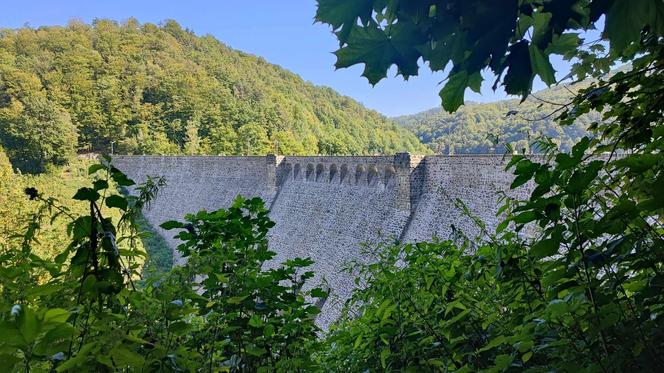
[{"xmin": 113, "ymin": 154, "xmax": 530, "ymax": 328}]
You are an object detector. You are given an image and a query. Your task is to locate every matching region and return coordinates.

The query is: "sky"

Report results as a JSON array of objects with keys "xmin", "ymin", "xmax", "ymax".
[{"xmin": 1, "ymin": 0, "xmax": 576, "ymax": 117}]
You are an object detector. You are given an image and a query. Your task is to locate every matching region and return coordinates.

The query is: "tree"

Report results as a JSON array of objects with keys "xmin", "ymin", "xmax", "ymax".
[
  {"xmin": 236, "ymin": 123, "xmax": 272, "ymax": 155},
  {"xmin": 0, "ymin": 147, "xmax": 23, "ymax": 244},
  {"xmin": 184, "ymin": 119, "xmax": 201, "ymax": 155},
  {"xmin": 0, "ymin": 96, "xmax": 77, "ymax": 173}
]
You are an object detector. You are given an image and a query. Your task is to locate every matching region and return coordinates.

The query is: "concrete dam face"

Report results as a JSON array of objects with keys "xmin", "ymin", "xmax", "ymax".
[{"xmin": 113, "ymin": 154, "xmax": 531, "ymax": 328}]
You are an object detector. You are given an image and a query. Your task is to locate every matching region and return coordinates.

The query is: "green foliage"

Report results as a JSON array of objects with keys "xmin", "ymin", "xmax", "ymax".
[
  {"xmin": 0, "ymin": 95, "xmax": 77, "ymax": 173},
  {"xmin": 316, "ymin": 1, "xmax": 664, "ymax": 371},
  {"xmin": 159, "ymin": 196, "xmax": 325, "ymax": 371},
  {"xmin": 0, "ymin": 160, "xmax": 323, "ymax": 371},
  {"xmin": 2, "ymin": 2, "xmax": 664, "ymax": 371},
  {"xmin": 0, "ymin": 147, "xmax": 23, "ymax": 244},
  {"xmin": 0, "ymin": 19, "xmax": 427, "ymax": 173},
  {"xmin": 394, "ymin": 81, "xmax": 597, "ymax": 154},
  {"xmin": 316, "ymin": 0, "xmax": 664, "ymax": 111},
  {"xmin": 321, "ymin": 121, "xmax": 664, "ymax": 371},
  {"xmin": 135, "ymin": 215, "xmax": 173, "ymax": 278}
]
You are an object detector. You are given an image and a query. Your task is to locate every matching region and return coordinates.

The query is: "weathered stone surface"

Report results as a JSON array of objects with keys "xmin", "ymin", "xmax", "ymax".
[{"xmin": 114, "ymin": 154, "xmax": 530, "ymax": 328}]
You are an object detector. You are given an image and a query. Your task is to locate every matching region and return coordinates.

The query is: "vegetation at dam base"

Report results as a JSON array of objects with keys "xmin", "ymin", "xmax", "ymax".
[
  {"xmin": 0, "ymin": 149, "xmax": 172, "ymax": 277},
  {"xmin": 1, "ymin": 1, "xmax": 663, "ymax": 372}
]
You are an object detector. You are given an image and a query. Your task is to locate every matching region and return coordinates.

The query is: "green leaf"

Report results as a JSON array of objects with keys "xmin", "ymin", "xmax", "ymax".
[
  {"xmin": 605, "ymin": 0, "xmax": 649, "ymax": 54},
  {"xmin": 25, "ymin": 283, "xmax": 64, "ymax": 298},
  {"xmin": 522, "ymin": 351, "xmax": 533, "ymax": 362},
  {"xmin": 92, "ymin": 179, "xmax": 109, "ymax": 191},
  {"xmin": 88, "ymin": 164, "xmax": 106, "ymax": 175},
  {"xmin": 0, "ymin": 321, "xmax": 27, "ymax": 347},
  {"xmin": 56, "ymin": 342, "xmax": 94, "ymax": 371},
  {"xmin": 354, "ymin": 334, "xmax": 363, "ymax": 349},
  {"xmin": 440, "ymin": 70, "xmax": 469, "ymax": 112},
  {"xmin": 160, "ymin": 220, "xmax": 184, "ymax": 230},
  {"xmin": 264, "ymin": 324, "xmax": 275, "ymax": 338},
  {"xmin": 105, "ymin": 195, "xmax": 128, "ymax": 211},
  {"xmin": 380, "ymin": 347, "xmax": 390, "ymax": 369},
  {"xmin": 479, "ymin": 335, "xmax": 506, "ymax": 353},
  {"xmin": 513, "ymin": 211, "xmax": 538, "ymax": 225},
  {"xmin": 215, "ymin": 273, "xmax": 229, "ymax": 283},
  {"xmin": 311, "ymin": 287, "xmax": 328, "ymax": 298},
  {"xmin": 541, "ymin": 267, "xmax": 567, "ymax": 287},
  {"xmin": 529, "ymin": 45, "xmax": 556, "ymax": 85},
  {"xmin": 72, "ymin": 187, "xmax": 100, "ymax": 202},
  {"xmin": 110, "ymin": 169, "xmax": 135, "ymax": 186},
  {"xmin": 245, "ymin": 345, "xmax": 267, "ymax": 357},
  {"xmin": 503, "ymin": 40, "xmax": 533, "ymax": 98},
  {"xmin": 468, "ymin": 71, "xmax": 483, "ymax": 93},
  {"xmin": 33, "ymin": 324, "xmax": 74, "ymax": 356},
  {"xmin": 493, "ymin": 354, "xmax": 514, "ymax": 370},
  {"xmin": 496, "ymin": 220, "xmax": 509, "ymax": 234},
  {"xmin": 531, "ymin": 239, "xmax": 560, "ymax": 258},
  {"xmin": 227, "ymin": 295, "xmax": 249, "ymax": 305},
  {"xmin": 170, "ymin": 321, "xmax": 191, "ymax": 334},
  {"xmin": 334, "ymin": 21, "xmax": 424, "ymax": 85},
  {"xmin": 565, "ymin": 162, "xmax": 602, "ymax": 194},
  {"xmin": 614, "ymin": 153, "xmax": 659, "ymax": 173},
  {"xmin": 315, "ymin": 0, "xmax": 374, "ymax": 44},
  {"xmin": 446, "ymin": 309, "xmax": 470, "ymax": 325},
  {"xmin": 547, "ymin": 299, "xmax": 569, "ymax": 318},
  {"xmin": 17, "ymin": 307, "xmax": 40, "ymax": 344},
  {"xmin": 249, "ymin": 314, "xmax": 263, "ymax": 328},
  {"xmin": 43, "ymin": 308, "xmax": 70, "ymax": 324},
  {"xmin": 546, "ymin": 33, "xmax": 581, "ymax": 55},
  {"xmin": 511, "ymin": 173, "xmax": 532, "ymax": 189},
  {"xmin": 71, "ymin": 216, "xmax": 92, "ymax": 241},
  {"xmin": 110, "ymin": 345, "xmax": 145, "ymax": 369},
  {"xmin": 511, "ymin": 160, "xmax": 539, "ymax": 189}
]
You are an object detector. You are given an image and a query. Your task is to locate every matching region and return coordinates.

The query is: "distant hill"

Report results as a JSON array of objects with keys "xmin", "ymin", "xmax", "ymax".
[
  {"xmin": 393, "ymin": 81, "xmax": 600, "ymax": 154},
  {"xmin": 0, "ymin": 19, "xmax": 426, "ymax": 173}
]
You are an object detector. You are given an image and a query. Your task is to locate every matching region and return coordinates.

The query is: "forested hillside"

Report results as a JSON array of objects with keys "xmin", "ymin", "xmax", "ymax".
[
  {"xmin": 394, "ymin": 82, "xmax": 599, "ymax": 154},
  {"xmin": 0, "ymin": 19, "xmax": 426, "ymax": 173}
]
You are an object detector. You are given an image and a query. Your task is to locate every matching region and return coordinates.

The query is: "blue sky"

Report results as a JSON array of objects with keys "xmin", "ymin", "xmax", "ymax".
[{"xmin": 1, "ymin": 0, "xmax": 576, "ymax": 117}]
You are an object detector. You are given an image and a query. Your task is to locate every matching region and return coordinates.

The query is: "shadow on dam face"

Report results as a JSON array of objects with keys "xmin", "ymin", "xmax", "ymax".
[{"xmin": 112, "ymin": 153, "xmax": 533, "ymax": 329}]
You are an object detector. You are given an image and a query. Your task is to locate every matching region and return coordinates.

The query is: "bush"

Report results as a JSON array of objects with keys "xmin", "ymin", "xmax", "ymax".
[{"xmin": 0, "ymin": 159, "xmax": 324, "ymax": 372}]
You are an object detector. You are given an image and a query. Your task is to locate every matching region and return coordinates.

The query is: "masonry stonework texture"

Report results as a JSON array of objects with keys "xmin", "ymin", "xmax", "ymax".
[{"xmin": 113, "ymin": 154, "xmax": 531, "ymax": 329}]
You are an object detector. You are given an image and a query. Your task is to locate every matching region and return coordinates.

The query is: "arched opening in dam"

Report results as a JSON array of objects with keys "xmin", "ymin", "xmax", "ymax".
[
  {"xmin": 315, "ymin": 164, "xmax": 325, "ymax": 182},
  {"xmin": 329, "ymin": 164, "xmax": 338, "ymax": 182},
  {"xmin": 306, "ymin": 163, "xmax": 315, "ymax": 181},
  {"xmin": 340, "ymin": 164, "xmax": 349, "ymax": 184},
  {"xmin": 384, "ymin": 165, "xmax": 396, "ymax": 188},
  {"xmin": 293, "ymin": 163, "xmax": 301, "ymax": 180},
  {"xmin": 367, "ymin": 165, "xmax": 379, "ymax": 187},
  {"xmin": 355, "ymin": 164, "xmax": 366, "ymax": 185}
]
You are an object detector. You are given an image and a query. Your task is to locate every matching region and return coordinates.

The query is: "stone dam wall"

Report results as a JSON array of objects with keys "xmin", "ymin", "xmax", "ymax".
[{"xmin": 113, "ymin": 154, "xmax": 532, "ymax": 329}]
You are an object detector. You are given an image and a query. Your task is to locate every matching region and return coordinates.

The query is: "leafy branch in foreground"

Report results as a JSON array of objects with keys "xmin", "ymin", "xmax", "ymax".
[
  {"xmin": 316, "ymin": 0, "xmax": 664, "ymax": 111},
  {"xmin": 316, "ymin": 2, "xmax": 664, "ymax": 370},
  {"xmin": 0, "ymin": 158, "xmax": 324, "ymax": 372},
  {"xmin": 158, "ymin": 196, "xmax": 326, "ymax": 371}
]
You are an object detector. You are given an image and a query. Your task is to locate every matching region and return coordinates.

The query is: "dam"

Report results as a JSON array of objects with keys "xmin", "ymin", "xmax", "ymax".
[{"xmin": 114, "ymin": 153, "xmax": 531, "ymax": 328}]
